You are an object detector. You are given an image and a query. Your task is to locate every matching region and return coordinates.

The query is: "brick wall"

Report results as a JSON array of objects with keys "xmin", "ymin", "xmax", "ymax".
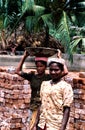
[
  {"xmin": 72, "ymin": 77, "xmax": 85, "ymax": 130},
  {"xmin": 64, "ymin": 73, "xmax": 85, "ymax": 130},
  {"xmin": 0, "ymin": 72, "xmax": 31, "ymax": 130},
  {"xmin": 0, "ymin": 71, "xmax": 85, "ymax": 130}
]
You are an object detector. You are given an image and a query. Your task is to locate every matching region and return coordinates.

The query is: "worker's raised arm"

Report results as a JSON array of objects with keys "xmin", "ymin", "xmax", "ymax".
[
  {"xmin": 56, "ymin": 49, "xmax": 68, "ymax": 77},
  {"xmin": 15, "ymin": 50, "xmax": 29, "ymax": 74}
]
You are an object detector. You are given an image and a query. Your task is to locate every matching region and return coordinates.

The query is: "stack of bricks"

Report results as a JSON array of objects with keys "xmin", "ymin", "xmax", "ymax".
[
  {"xmin": 64, "ymin": 75, "xmax": 75, "ymax": 130},
  {"xmin": 73, "ymin": 77, "xmax": 85, "ymax": 130},
  {"xmin": 0, "ymin": 72, "xmax": 31, "ymax": 130},
  {"xmin": 0, "ymin": 70, "xmax": 85, "ymax": 130},
  {"xmin": 64, "ymin": 73, "xmax": 85, "ymax": 130}
]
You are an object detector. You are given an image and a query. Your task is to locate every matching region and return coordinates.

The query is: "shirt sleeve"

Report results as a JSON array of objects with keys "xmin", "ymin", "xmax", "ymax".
[
  {"xmin": 20, "ymin": 71, "xmax": 33, "ymax": 81},
  {"xmin": 63, "ymin": 82, "xmax": 73, "ymax": 107}
]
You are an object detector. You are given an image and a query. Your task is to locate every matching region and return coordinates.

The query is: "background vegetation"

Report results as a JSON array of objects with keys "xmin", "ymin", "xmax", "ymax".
[{"xmin": 0, "ymin": 0, "xmax": 85, "ymax": 61}]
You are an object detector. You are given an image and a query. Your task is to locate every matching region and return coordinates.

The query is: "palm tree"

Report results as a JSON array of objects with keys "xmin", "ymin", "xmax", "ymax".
[
  {"xmin": 0, "ymin": 0, "xmax": 85, "ymax": 60},
  {"xmin": 68, "ymin": 0, "xmax": 85, "ymax": 54}
]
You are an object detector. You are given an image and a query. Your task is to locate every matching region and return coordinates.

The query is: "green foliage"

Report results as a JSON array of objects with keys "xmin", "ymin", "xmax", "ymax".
[
  {"xmin": 4, "ymin": 12, "xmax": 20, "ymax": 29},
  {"xmin": 25, "ymin": 16, "xmax": 36, "ymax": 32},
  {"xmin": 75, "ymin": 12, "xmax": 85, "ymax": 27},
  {"xmin": 0, "ymin": 0, "xmax": 85, "ymax": 62},
  {"xmin": 54, "ymin": 12, "xmax": 71, "ymax": 48},
  {"xmin": 70, "ymin": 38, "xmax": 82, "ymax": 53},
  {"xmin": 0, "ymin": 16, "xmax": 3, "ymax": 29}
]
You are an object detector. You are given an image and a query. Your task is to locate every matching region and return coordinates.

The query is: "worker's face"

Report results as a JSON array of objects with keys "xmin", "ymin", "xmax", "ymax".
[
  {"xmin": 49, "ymin": 63, "xmax": 62, "ymax": 81},
  {"xmin": 36, "ymin": 61, "xmax": 46, "ymax": 75}
]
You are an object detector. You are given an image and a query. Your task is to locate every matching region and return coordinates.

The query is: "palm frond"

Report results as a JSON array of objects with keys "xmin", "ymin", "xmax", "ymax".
[
  {"xmin": 25, "ymin": 16, "xmax": 36, "ymax": 32},
  {"xmin": 54, "ymin": 11, "xmax": 71, "ymax": 51},
  {"xmin": 33, "ymin": 5, "xmax": 45, "ymax": 16},
  {"xmin": 70, "ymin": 38, "xmax": 82, "ymax": 52},
  {"xmin": 22, "ymin": 0, "xmax": 35, "ymax": 11},
  {"xmin": 4, "ymin": 16, "xmax": 10, "ymax": 28},
  {"xmin": 40, "ymin": 13, "xmax": 52, "ymax": 27}
]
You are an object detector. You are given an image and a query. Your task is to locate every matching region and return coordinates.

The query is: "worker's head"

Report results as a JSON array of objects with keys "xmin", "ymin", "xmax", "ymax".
[
  {"xmin": 48, "ymin": 58, "xmax": 64, "ymax": 81},
  {"xmin": 35, "ymin": 57, "xmax": 47, "ymax": 75}
]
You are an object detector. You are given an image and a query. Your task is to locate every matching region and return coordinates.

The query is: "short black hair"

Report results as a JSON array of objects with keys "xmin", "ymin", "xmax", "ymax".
[{"xmin": 35, "ymin": 60, "xmax": 47, "ymax": 67}]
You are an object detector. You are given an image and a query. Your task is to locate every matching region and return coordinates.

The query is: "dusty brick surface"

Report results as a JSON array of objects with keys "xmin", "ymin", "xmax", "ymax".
[
  {"xmin": 72, "ymin": 77, "xmax": 85, "ymax": 130},
  {"xmin": 0, "ymin": 72, "xmax": 31, "ymax": 130},
  {"xmin": 0, "ymin": 68, "xmax": 85, "ymax": 130}
]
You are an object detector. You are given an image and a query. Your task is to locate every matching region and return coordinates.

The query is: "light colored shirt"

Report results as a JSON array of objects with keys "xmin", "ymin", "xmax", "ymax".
[{"xmin": 38, "ymin": 80, "xmax": 73, "ymax": 130}]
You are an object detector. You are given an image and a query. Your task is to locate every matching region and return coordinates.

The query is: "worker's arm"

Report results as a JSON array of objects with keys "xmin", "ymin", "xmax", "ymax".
[
  {"xmin": 62, "ymin": 63, "xmax": 68, "ymax": 77},
  {"xmin": 56, "ymin": 49, "xmax": 68, "ymax": 77},
  {"xmin": 60, "ymin": 107, "xmax": 70, "ymax": 130},
  {"xmin": 15, "ymin": 50, "xmax": 29, "ymax": 75}
]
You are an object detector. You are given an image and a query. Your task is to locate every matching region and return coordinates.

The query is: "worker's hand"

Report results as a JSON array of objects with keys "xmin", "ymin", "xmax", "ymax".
[
  {"xmin": 56, "ymin": 49, "xmax": 62, "ymax": 58},
  {"xmin": 23, "ymin": 50, "xmax": 29, "ymax": 58}
]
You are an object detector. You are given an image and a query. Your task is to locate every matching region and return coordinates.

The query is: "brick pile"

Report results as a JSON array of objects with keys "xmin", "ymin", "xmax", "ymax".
[
  {"xmin": 0, "ymin": 72, "xmax": 31, "ymax": 130},
  {"xmin": 65, "ymin": 73, "xmax": 85, "ymax": 130},
  {"xmin": 64, "ymin": 73, "xmax": 76, "ymax": 130},
  {"xmin": 73, "ymin": 77, "xmax": 85, "ymax": 130},
  {"xmin": 64, "ymin": 72, "xmax": 85, "ymax": 130},
  {"xmin": 0, "ymin": 71, "xmax": 85, "ymax": 130}
]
